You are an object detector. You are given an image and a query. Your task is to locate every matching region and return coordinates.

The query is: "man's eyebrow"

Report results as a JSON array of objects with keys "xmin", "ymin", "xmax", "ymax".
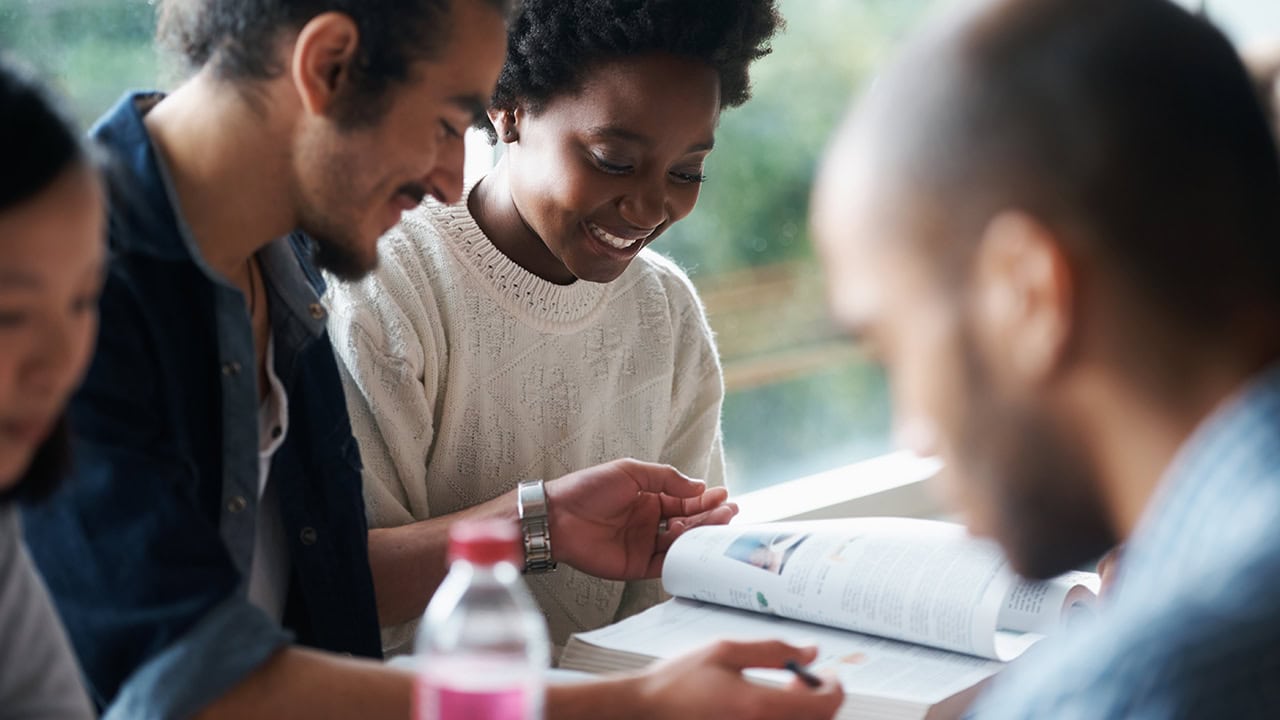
[
  {"xmin": 448, "ymin": 94, "xmax": 489, "ymax": 123},
  {"xmin": 587, "ymin": 126, "xmax": 715, "ymax": 154}
]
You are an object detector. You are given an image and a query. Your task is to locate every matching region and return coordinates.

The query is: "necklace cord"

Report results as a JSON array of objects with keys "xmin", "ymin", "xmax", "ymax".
[{"xmin": 246, "ymin": 257, "xmax": 257, "ymax": 317}]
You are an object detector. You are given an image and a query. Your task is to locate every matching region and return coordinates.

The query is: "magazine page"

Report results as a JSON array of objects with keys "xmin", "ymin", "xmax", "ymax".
[
  {"xmin": 662, "ymin": 518, "xmax": 1094, "ymax": 660},
  {"xmin": 570, "ymin": 597, "xmax": 1004, "ymax": 707},
  {"xmin": 997, "ymin": 570, "xmax": 1101, "ymax": 635}
]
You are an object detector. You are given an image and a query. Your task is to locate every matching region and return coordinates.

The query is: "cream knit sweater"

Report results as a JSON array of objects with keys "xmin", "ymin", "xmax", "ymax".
[{"xmin": 325, "ymin": 186, "xmax": 726, "ymax": 655}]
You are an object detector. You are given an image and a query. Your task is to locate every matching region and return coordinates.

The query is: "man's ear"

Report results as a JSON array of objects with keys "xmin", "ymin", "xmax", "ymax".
[
  {"xmin": 291, "ymin": 12, "xmax": 361, "ymax": 118},
  {"xmin": 488, "ymin": 106, "xmax": 522, "ymax": 144},
  {"xmin": 970, "ymin": 210, "xmax": 1076, "ymax": 384}
]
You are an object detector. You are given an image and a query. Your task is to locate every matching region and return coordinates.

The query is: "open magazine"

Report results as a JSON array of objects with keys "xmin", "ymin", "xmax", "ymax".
[{"xmin": 560, "ymin": 518, "xmax": 1099, "ymax": 720}]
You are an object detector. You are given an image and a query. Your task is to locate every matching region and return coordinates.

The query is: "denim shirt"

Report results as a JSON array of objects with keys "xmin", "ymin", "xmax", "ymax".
[
  {"xmin": 22, "ymin": 93, "xmax": 382, "ymax": 719},
  {"xmin": 971, "ymin": 362, "xmax": 1280, "ymax": 719}
]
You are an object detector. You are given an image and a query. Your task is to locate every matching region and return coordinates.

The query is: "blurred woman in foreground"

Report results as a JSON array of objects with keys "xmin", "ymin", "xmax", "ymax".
[{"xmin": 0, "ymin": 55, "xmax": 105, "ymax": 719}]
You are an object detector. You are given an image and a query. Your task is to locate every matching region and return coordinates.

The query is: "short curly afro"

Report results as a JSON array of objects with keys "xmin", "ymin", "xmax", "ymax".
[{"xmin": 480, "ymin": 0, "xmax": 783, "ymax": 140}]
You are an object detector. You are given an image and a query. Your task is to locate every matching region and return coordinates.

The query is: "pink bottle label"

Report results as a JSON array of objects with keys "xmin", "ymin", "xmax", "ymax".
[{"xmin": 415, "ymin": 676, "xmax": 533, "ymax": 720}]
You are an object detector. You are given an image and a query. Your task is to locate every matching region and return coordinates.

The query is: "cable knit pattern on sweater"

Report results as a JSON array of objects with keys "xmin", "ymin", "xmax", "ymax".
[{"xmin": 325, "ymin": 186, "xmax": 726, "ymax": 655}]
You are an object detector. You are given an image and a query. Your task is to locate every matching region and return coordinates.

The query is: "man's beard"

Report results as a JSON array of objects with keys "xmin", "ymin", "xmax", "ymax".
[
  {"xmin": 296, "ymin": 142, "xmax": 381, "ymax": 282},
  {"xmin": 300, "ymin": 208, "xmax": 377, "ymax": 282},
  {"xmin": 311, "ymin": 232, "xmax": 375, "ymax": 282},
  {"xmin": 954, "ymin": 331, "xmax": 1117, "ymax": 580}
]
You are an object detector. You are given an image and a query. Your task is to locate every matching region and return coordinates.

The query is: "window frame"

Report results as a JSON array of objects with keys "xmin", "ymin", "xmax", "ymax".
[{"xmin": 732, "ymin": 452, "xmax": 943, "ymax": 524}]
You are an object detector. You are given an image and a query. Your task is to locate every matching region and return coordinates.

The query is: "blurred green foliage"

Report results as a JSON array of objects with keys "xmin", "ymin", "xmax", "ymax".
[
  {"xmin": 661, "ymin": 0, "xmax": 935, "ymax": 490},
  {"xmin": 661, "ymin": 0, "xmax": 936, "ymax": 275},
  {"xmin": 0, "ymin": 0, "xmax": 937, "ymax": 492},
  {"xmin": 0, "ymin": 0, "xmax": 162, "ymax": 126}
]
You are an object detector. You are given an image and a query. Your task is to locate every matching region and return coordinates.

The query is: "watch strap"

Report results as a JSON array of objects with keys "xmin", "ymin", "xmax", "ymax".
[{"xmin": 517, "ymin": 479, "xmax": 557, "ymax": 573}]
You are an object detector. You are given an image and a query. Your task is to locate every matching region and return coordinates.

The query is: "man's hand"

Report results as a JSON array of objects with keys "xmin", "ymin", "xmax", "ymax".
[
  {"xmin": 546, "ymin": 458, "xmax": 737, "ymax": 580},
  {"xmin": 632, "ymin": 641, "xmax": 843, "ymax": 720},
  {"xmin": 1096, "ymin": 545, "xmax": 1123, "ymax": 597}
]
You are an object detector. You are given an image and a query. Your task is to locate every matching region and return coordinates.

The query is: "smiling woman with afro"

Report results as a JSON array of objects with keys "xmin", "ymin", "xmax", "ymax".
[{"xmin": 326, "ymin": 0, "xmax": 784, "ymax": 655}]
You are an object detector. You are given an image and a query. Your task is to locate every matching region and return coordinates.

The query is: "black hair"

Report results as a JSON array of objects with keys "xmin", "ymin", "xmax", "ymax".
[
  {"xmin": 0, "ymin": 57, "xmax": 85, "ymax": 210},
  {"xmin": 480, "ymin": 0, "xmax": 782, "ymax": 141},
  {"xmin": 158, "ymin": 0, "xmax": 513, "ymax": 125},
  {"xmin": 893, "ymin": 0, "xmax": 1280, "ymax": 332},
  {"xmin": 0, "ymin": 56, "xmax": 85, "ymax": 505}
]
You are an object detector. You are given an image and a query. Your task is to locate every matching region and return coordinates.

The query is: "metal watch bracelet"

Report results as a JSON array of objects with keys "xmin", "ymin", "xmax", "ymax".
[{"xmin": 517, "ymin": 479, "xmax": 557, "ymax": 573}]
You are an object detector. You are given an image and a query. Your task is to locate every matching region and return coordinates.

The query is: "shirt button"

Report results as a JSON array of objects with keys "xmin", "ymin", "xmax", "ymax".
[
  {"xmin": 300, "ymin": 527, "xmax": 318, "ymax": 546},
  {"xmin": 308, "ymin": 303, "xmax": 327, "ymax": 320},
  {"xmin": 226, "ymin": 495, "xmax": 248, "ymax": 513},
  {"xmin": 222, "ymin": 361, "xmax": 242, "ymax": 376}
]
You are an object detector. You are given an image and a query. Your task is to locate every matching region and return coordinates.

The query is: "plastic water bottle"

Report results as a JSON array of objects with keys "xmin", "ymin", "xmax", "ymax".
[{"xmin": 414, "ymin": 519, "xmax": 551, "ymax": 720}]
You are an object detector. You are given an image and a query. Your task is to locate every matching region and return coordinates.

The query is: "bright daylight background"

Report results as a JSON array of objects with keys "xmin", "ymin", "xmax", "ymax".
[{"xmin": 1, "ymin": 0, "xmax": 1275, "ymax": 494}]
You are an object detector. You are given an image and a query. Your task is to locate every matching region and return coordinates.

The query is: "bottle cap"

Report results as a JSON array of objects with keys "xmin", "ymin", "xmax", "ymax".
[{"xmin": 448, "ymin": 519, "xmax": 523, "ymax": 566}]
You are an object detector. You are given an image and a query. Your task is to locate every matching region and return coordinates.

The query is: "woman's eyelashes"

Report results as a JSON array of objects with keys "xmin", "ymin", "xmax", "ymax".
[
  {"xmin": 439, "ymin": 119, "xmax": 463, "ymax": 140},
  {"xmin": 72, "ymin": 291, "xmax": 100, "ymax": 315},
  {"xmin": 0, "ymin": 309, "xmax": 27, "ymax": 329},
  {"xmin": 671, "ymin": 169, "xmax": 707, "ymax": 184},
  {"xmin": 589, "ymin": 153, "xmax": 707, "ymax": 184},
  {"xmin": 591, "ymin": 153, "xmax": 633, "ymax": 175},
  {"xmin": 0, "ymin": 293, "xmax": 98, "ymax": 330}
]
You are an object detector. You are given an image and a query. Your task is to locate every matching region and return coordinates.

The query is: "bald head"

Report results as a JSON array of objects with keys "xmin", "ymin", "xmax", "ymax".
[
  {"xmin": 817, "ymin": 0, "xmax": 1280, "ymax": 334},
  {"xmin": 813, "ymin": 0, "xmax": 1280, "ymax": 579}
]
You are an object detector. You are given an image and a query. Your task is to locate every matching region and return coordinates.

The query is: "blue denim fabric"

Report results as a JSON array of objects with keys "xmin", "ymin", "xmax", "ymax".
[
  {"xmin": 22, "ymin": 93, "xmax": 382, "ymax": 718},
  {"xmin": 971, "ymin": 363, "xmax": 1280, "ymax": 719}
]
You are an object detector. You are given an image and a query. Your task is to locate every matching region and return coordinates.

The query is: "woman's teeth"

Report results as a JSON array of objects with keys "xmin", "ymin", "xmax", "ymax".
[{"xmin": 589, "ymin": 223, "xmax": 642, "ymax": 250}]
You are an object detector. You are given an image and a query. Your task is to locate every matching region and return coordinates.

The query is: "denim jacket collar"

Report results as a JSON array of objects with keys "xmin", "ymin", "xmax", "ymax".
[{"xmin": 94, "ymin": 91, "xmax": 327, "ymax": 340}]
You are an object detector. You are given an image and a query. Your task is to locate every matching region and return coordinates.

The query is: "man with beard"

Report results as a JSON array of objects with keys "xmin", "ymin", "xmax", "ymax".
[
  {"xmin": 812, "ymin": 0, "xmax": 1280, "ymax": 716},
  {"xmin": 20, "ymin": 1, "xmax": 843, "ymax": 719}
]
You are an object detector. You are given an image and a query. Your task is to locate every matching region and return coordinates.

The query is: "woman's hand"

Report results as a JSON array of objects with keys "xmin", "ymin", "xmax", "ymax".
[{"xmin": 546, "ymin": 458, "xmax": 737, "ymax": 580}]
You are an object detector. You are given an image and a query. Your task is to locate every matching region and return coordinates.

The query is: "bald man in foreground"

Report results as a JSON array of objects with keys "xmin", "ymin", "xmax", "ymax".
[{"xmin": 812, "ymin": 0, "xmax": 1280, "ymax": 717}]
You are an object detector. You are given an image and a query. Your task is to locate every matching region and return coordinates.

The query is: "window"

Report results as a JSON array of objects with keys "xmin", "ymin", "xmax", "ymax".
[
  {"xmin": 0, "ymin": 1, "xmax": 161, "ymax": 127},
  {"xmin": 656, "ymin": 0, "xmax": 938, "ymax": 491},
  {"xmin": 1186, "ymin": 0, "xmax": 1280, "ymax": 43}
]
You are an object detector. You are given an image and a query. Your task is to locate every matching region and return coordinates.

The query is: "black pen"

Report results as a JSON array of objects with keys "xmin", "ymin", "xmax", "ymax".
[{"xmin": 784, "ymin": 660, "xmax": 823, "ymax": 689}]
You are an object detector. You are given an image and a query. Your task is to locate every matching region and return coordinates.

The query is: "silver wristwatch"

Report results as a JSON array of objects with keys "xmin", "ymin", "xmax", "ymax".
[{"xmin": 517, "ymin": 480, "xmax": 557, "ymax": 573}]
